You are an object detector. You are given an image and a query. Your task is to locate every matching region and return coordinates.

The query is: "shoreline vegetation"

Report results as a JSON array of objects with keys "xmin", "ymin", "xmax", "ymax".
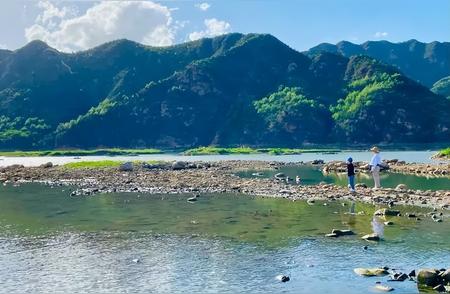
[
  {"xmin": 182, "ymin": 147, "xmax": 340, "ymax": 155},
  {"xmin": 0, "ymin": 148, "xmax": 163, "ymax": 157},
  {"xmin": 0, "ymin": 146, "xmax": 449, "ymax": 157},
  {"xmin": 0, "ymin": 147, "xmax": 341, "ymax": 157},
  {"xmin": 434, "ymin": 147, "xmax": 450, "ymax": 159}
]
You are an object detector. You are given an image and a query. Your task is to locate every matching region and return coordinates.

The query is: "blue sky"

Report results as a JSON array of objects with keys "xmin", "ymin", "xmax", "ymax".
[{"xmin": 0, "ymin": 0, "xmax": 449, "ymax": 52}]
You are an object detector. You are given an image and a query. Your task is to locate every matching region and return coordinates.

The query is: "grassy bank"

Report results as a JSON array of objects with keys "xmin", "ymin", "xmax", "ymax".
[
  {"xmin": 62, "ymin": 160, "xmax": 166, "ymax": 169},
  {"xmin": 183, "ymin": 146, "xmax": 340, "ymax": 155},
  {"xmin": 0, "ymin": 148, "xmax": 162, "ymax": 157},
  {"xmin": 63, "ymin": 160, "xmax": 123, "ymax": 169},
  {"xmin": 435, "ymin": 147, "xmax": 450, "ymax": 159}
]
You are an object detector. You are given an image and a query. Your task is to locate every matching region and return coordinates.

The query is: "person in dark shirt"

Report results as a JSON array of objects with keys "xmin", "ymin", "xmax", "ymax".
[{"xmin": 347, "ymin": 157, "xmax": 355, "ymax": 192}]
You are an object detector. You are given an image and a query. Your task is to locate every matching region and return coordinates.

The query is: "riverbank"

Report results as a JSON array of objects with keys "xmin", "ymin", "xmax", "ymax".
[
  {"xmin": 182, "ymin": 146, "xmax": 340, "ymax": 155},
  {"xmin": 0, "ymin": 148, "xmax": 162, "ymax": 157},
  {"xmin": 1, "ymin": 160, "xmax": 449, "ymax": 210},
  {"xmin": 323, "ymin": 160, "xmax": 450, "ymax": 177},
  {"xmin": 433, "ymin": 147, "xmax": 450, "ymax": 159}
]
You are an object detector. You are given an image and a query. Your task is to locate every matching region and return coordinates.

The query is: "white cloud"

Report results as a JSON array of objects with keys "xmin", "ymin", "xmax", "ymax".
[
  {"xmin": 25, "ymin": 1, "xmax": 175, "ymax": 52},
  {"xmin": 0, "ymin": 44, "xmax": 8, "ymax": 50},
  {"xmin": 195, "ymin": 2, "xmax": 211, "ymax": 11},
  {"xmin": 36, "ymin": 1, "xmax": 75, "ymax": 27},
  {"xmin": 189, "ymin": 18, "xmax": 231, "ymax": 41},
  {"xmin": 374, "ymin": 32, "xmax": 388, "ymax": 38}
]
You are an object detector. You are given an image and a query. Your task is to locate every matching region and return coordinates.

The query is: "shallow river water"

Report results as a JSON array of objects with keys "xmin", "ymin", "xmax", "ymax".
[
  {"xmin": 238, "ymin": 165, "xmax": 450, "ymax": 191},
  {"xmin": 1, "ymin": 184, "xmax": 449, "ymax": 293},
  {"xmin": 0, "ymin": 150, "xmax": 446, "ymax": 167}
]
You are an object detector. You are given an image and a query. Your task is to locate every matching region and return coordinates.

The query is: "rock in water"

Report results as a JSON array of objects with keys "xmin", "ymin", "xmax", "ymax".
[
  {"xmin": 374, "ymin": 285, "xmax": 394, "ymax": 292},
  {"xmin": 433, "ymin": 284, "xmax": 446, "ymax": 292},
  {"xmin": 172, "ymin": 161, "xmax": 187, "ymax": 170},
  {"xmin": 119, "ymin": 162, "xmax": 133, "ymax": 171},
  {"xmin": 274, "ymin": 172, "xmax": 286, "ymax": 179},
  {"xmin": 374, "ymin": 208, "xmax": 400, "ymax": 216},
  {"xmin": 354, "ymin": 268, "xmax": 389, "ymax": 277},
  {"xmin": 331, "ymin": 229, "xmax": 355, "ymax": 236},
  {"xmin": 417, "ymin": 269, "xmax": 440, "ymax": 287},
  {"xmin": 362, "ymin": 233, "xmax": 380, "ymax": 241},
  {"xmin": 390, "ymin": 272, "xmax": 408, "ymax": 281},
  {"xmin": 276, "ymin": 275, "xmax": 290, "ymax": 282},
  {"xmin": 440, "ymin": 269, "xmax": 450, "ymax": 283}
]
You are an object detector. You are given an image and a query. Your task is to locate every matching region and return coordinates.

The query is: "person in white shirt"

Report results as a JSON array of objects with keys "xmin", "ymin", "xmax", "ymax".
[{"xmin": 369, "ymin": 146, "xmax": 382, "ymax": 189}]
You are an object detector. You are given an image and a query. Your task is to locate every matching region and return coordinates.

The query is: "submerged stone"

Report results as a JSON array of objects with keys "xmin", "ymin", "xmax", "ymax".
[
  {"xmin": 354, "ymin": 268, "xmax": 389, "ymax": 277},
  {"xmin": 374, "ymin": 208, "xmax": 400, "ymax": 216},
  {"xmin": 374, "ymin": 284, "xmax": 394, "ymax": 292}
]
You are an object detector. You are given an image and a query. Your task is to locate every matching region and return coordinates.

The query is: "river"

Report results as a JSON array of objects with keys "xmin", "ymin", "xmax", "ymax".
[
  {"xmin": 0, "ymin": 183, "xmax": 449, "ymax": 293},
  {"xmin": 0, "ymin": 150, "xmax": 445, "ymax": 167}
]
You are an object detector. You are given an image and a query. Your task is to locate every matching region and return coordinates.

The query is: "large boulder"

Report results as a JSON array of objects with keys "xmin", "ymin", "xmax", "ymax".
[
  {"xmin": 417, "ymin": 269, "xmax": 440, "ymax": 287},
  {"xmin": 172, "ymin": 161, "xmax": 187, "ymax": 170},
  {"xmin": 119, "ymin": 162, "xmax": 133, "ymax": 171},
  {"xmin": 40, "ymin": 162, "xmax": 53, "ymax": 168}
]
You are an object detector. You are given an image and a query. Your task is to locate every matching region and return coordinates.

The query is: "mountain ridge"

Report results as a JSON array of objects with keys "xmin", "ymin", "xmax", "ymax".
[
  {"xmin": 306, "ymin": 39, "xmax": 450, "ymax": 87},
  {"xmin": 0, "ymin": 34, "xmax": 449, "ymax": 148}
]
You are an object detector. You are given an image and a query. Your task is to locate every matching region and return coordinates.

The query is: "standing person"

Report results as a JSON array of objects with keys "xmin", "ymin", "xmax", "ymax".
[
  {"xmin": 347, "ymin": 157, "xmax": 355, "ymax": 192},
  {"xmin": 369, "ymin": 146, "xmax": 382, "ymax": 189}
]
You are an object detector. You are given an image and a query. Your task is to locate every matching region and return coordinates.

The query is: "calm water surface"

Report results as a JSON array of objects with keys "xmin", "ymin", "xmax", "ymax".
[
  {"xmin": 1, "ymin": 184, "xmax": 449, "ymax": 293},
  {"xmin": 238, "ymin": 165, "xmax": 450, "ymax": 191},
  {"xmin": 0, "ymin": 150, "xmax": 446, "ymax": 167}
]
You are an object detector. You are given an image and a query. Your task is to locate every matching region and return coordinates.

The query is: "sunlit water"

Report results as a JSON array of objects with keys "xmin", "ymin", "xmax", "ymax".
[
  {"xmin": 1, "ymin": 184, "xmax": 449, "ymax": 293},
  {"xmin": 0, "ymin": 150, "xmax": 446, "ymax": 167},
  {"xmin": 238, "ymin": 165, "xmax": 450, "ymax": 191}
]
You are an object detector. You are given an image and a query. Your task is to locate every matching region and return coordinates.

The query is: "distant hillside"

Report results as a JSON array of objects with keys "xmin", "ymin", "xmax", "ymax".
[
  {"xmin": 306, "ymin": 40, "xmax": 450, "ymax": 87},
  {"xmin": 0, "ymin": 34, "xmax": 449, "ymax": 149},
  {"xmin": 432, "ymin": 76, "xmax": 450, "ymax": 99}
]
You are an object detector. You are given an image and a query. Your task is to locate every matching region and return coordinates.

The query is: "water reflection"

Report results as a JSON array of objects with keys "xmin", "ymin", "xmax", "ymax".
[
  {"xmin": 1, "ymin": 184, "xmax": 449, "ymax": 293},
  {"xmin": 238, "ymin": 165, "xmax": 450, "ymax": 191}
]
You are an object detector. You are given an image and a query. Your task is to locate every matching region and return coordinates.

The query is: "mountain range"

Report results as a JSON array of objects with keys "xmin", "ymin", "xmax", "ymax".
[
  {"xmin": 306, "ymin": 39, "xmax": 450, "ymax": 87},
  {"xmin": 0, "ymin": 33, "xmax": 449, "ymax": 149}
]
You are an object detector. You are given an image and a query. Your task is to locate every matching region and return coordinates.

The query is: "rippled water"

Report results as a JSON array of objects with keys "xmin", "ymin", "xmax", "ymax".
[
  {"xmin": 1, "ymin": 184, "xmax": 449, "ymax": 293},
  {"xmin": 0, "ymin": 150, "xmax": 445, "ymax": 167},
  {"xmin": 238, "ymin": 165, "xmax": 450, "ymax": 191}
]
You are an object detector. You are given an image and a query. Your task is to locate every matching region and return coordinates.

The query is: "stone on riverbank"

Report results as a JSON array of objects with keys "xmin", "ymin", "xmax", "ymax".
[
  {"xmin": 395, "ymin": 184, "xmax": 407, "ymax": 191},
  {"xmin": 172, "ymin": 161, "xmax": 187, "ymax": 170},
  {"xmin": 119, "ymin": 162, "xmax": 133, "ymax": 171},
  {"xmin": 354, "ymin": 268, "xmax": 388, "ymax": 277},
  {"xmin": 40, "ymin": 162, "xmax": 53, "ymax": 168}
]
